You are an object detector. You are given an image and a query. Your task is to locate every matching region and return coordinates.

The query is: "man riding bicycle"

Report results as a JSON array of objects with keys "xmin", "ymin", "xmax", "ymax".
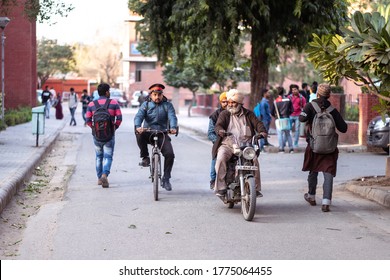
[{"xmin": 134, "ymin": 83, "xmax": 178, "ymax": 191}]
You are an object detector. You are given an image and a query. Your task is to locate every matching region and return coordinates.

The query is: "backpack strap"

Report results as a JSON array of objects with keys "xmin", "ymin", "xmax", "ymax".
[
  {"xmin": 93, "ymin": 98, "xmax": 111, "ymax": 110},
  {"xmin": 311, "ymin": 101, "xmax": 321, "ymax": 113},
  {"xmin": 103, "ymin": 98, "xmax": 111, "ymax": 109},
  {"xmin": 93, "ymin": 100, "xmax": 100, "ymax": 109},
  {"xmin": 312, "ymin": 102, "xmax": 334, "ymax": 114}
]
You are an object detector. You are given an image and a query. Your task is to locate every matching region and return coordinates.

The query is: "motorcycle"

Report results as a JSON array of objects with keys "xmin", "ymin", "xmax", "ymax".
[{"xmin": 218, "ymin": 132, "xmax": 263, "ymax": 221}]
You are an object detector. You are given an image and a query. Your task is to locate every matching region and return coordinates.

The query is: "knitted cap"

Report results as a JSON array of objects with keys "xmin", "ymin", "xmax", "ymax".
[{"xmin": 317, "ymin": 83, "xmax": 331, "ymax": 98}]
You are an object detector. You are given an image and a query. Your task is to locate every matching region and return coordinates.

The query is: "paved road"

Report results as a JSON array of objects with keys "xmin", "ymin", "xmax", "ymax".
[{"xmin": 15, "ymin": 108, "xmax": 390, "ymax": 260}]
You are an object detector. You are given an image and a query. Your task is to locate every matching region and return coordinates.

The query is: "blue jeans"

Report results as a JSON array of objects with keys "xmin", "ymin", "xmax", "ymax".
[
  {"xmin": 260, "ymin": 119, "xmax": 270, "ymax": 150},
  {"xmin": 210, "ymin": 157, "xmax": 216, "ymax": 182},
  {"xmin": 69, "ymin": 107, "xmax": 76, "ymax": 125},
  {"xmin": 93, "ymin": 136, "xmax": 115, "ymax": 179},
  {"xmin": 290, "ymin": 115, "xmax": 300, "ymax": 147},
  {"xmin": 82, "ymin": 107, "xmax": 87, "ymax": 123},
  {"xmin": 277, "ymin": 128, "xmax": 293, "ymax": 150},
  {"xmin": 44, "ymin": 101, "xmax": 51, "ymax": 118}
]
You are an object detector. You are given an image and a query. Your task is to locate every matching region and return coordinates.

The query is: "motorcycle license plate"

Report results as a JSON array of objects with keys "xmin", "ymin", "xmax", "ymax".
[{"xmin": 235, "ymin": 165, "xmax": 258, "ymax": 171}]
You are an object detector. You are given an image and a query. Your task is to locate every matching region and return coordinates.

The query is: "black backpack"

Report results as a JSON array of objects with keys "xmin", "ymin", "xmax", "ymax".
[{"xmin": 92, "ymin": 99, "xmax": 114, "ymax": 142}]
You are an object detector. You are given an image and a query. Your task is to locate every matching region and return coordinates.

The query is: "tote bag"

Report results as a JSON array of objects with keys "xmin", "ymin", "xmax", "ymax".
[
  {"xmin": 275, "ymin": 118, "xmax": 291, "ymax": 131},
  {"xmin": 273, "ymin": 100, "xmax": 291, "ymax": 131}
]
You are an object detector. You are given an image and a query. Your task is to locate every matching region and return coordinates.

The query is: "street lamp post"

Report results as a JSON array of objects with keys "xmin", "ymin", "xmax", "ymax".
[{"xmin": 0, "ymin": 17, "xmax": 10, "ymax": 124}]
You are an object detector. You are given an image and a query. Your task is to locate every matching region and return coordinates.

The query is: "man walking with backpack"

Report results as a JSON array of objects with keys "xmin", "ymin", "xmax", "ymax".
[
  {"xmin": 86, "ymin": 83, "xmax": 122, "ymax": 188},
  {"xmin": 299, "ymin": 83, "xmax": 347, "ymax": 212}
]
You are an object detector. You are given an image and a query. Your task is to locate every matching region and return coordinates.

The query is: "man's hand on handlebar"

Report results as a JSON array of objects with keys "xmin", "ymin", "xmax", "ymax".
[
  {"xmin": 136, "ymin": 127, "xmax": 178, "ymax": 136},
  {"xmin": 136, "ymin": 127, "xmax": 147, "ymax": 134}
]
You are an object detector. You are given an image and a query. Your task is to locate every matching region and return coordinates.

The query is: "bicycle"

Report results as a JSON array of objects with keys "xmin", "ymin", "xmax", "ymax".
[{"xmin": 138, "ymin": 128, "xmax": 178, "ymax": 201}]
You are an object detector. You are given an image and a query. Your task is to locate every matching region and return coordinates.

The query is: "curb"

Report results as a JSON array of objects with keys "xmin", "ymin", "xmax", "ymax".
[
  {"xmin": 0, "ymin": 121, "xmax": 66, "ymax": 214},
  {"xmin": 345, "ymin": 182, "xmax": 390, "ymax": 208}
]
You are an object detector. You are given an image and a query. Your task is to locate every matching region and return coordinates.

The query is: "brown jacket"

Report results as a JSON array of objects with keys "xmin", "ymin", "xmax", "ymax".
[{"xmin": 212, "ymin": 107, "xmax": 266, "ymax": 158}]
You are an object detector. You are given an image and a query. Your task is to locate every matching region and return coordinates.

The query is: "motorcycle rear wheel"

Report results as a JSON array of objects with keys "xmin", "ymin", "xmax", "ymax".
[
  {"xmin": 241, "ymin": 177, "xmax": 256, "ymax": 221},
  {"xmin": 153, "ymin": 154, "xmax": 159, "ymax": 201}
]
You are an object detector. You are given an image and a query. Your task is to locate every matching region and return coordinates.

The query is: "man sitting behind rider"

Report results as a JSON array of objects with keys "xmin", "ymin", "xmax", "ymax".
[
  {"xmin": 212, "ymin": 89, "xmax": 267, "ymax": 197},
  {"xmin": 134, "ymin": 83, "xmax": 178, "ymax": 191}
]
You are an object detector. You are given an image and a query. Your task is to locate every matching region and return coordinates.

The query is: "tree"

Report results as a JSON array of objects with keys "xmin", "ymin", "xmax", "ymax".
[
  {"xmin": 75, "ymin": 39, "xmax": 122, "ymax": 85},
  {"xmin": 37, "ymin": 38, "xmax": 76, "ymax": 87},
  {"xmin": 128, "ymin": 0, "xmax": 348, "ymax": 108},
  {"xmin": 163, "ymin": 45, "xmax": 217, "ymax": 117},
  {"xmin": 0, "ymin": 0, "xmax": 73, "ymax": 23},
  {"xmin": 306, "ymin": 11, "xmax": 390, "ymax": 114}
]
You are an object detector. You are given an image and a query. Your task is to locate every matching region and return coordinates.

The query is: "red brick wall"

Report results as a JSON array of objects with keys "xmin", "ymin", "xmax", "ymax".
[
  {"xmin": 1, "ymin": 1, "xmax": 37, "ymax": 109},
  {"xmin": 339, "ymin": 121, "xmax": 359, "ymax": 144},
  {"xmin": 359, "ymin": 93, "xmax": 380, "ymax": 145},
  {"xmin": 329, "ymin": 93, "xmax": 345, "ymax": 118}
]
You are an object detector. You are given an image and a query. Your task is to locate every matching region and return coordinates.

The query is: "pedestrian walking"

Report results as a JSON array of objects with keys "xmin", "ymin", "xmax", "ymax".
[
  {"xmin": 300, "ymin": 83, "xmax": 348, "ymax": 212},
  {"xmin": 68, "ymin": 88, "xmax": 78, "ymax": 126},
  {"xmin": 86, "ymin": 83, "xmax": 122, "ymax": 188},
  {"xmin": 271, "ymin": 86, "xmax": 294, "ymax": 153},
  {"xmin": 41, "ymin": 86, "xmax": 52, "ymax": 119},
  {"xmin": 81, "ymin": 89, "xmax": 92, "ymax": 126},
  {"xmin": 288, "ymin": 84, "xmax": 306, "ymax": 148}
]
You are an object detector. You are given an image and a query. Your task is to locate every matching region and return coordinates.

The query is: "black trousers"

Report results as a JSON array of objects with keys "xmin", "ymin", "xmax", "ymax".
[{"xmin": 136, "ymin": 132, "xmax": 175, "ymax": 180}]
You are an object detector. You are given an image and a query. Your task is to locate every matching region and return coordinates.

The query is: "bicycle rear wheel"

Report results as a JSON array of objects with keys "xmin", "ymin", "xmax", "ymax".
[{"xmin": 153, "ymin": 154, "xmax": 159, "ymax": 201}]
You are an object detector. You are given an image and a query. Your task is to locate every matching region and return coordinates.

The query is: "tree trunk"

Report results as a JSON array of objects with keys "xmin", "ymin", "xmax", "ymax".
[
  {"xmin": 250, "ymin": 35, "xmax": 269, "ymax": 110},
  {"xmin": 187, "ymin": 90, "xmax": 196, "ymax": 117}
]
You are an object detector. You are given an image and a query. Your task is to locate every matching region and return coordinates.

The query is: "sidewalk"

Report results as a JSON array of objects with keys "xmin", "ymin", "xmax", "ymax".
[
  {"xmin": 0, "ymin": 107, "xmax": 388, "ymax": 215},
  {"xmin": 0, "ymin": 110, "xmax": 68, "ymax": 213}
]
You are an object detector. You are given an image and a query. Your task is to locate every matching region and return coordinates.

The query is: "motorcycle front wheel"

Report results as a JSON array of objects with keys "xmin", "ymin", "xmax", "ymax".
[{"xmin": 241, "ymin": 177, "xmax": 256, "ymax": 221}]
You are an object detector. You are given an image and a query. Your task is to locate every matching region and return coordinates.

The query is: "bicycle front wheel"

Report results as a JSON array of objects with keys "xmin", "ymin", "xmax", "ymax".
[{"xmin": 153, "ymin": 154, "xmax": 159, "ymax": 201}]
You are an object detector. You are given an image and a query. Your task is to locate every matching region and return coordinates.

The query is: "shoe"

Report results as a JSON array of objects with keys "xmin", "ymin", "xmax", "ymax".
[
  {"xmin": 162, "ymin": 179, "xmax": 172, "ymax": 191},
  {"xmin": 139, "ymin": 157, "xmax": 150, "ymax": 167},
  {"xmin": 210, "ymin": 180, "xmax": 215, "ymax": 190},
  {"xmin": 278, "ymin": 149, "xmax": 284, "ymax": 153},
  {"xmin": 304, "ymin": 193, "xmax": 316, "ymax": 206},
  {"xmin": 101, "ymin": 174, "xmax": 109, "ymax": 188},
  {"xmin": 289, "ymin": 149, "xmax": 294, "ymax": 154},
  {"xmin": 322, "ymin": 205, "xmax": 330, "ymax": 212},
  {"xmin": 215, "ymin": 189, "xmax": 227, "ymax": 197},
  {"xmin": 256, "ymin": 191, "xmax": 263, "ymax": 197},
  {"xmin": 97, "ymin": 178, "xmax": 103, "ymax": 185}
]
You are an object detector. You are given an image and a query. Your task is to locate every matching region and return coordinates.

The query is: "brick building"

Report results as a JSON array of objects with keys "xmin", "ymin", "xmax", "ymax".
[{"xmin": 0, "ymin": 1, "xmax": 37, "ymax": 110}]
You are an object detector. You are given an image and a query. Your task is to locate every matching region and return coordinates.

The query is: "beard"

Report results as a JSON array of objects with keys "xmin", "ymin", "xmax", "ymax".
[{"xmin": 228, "ymin": 104, "xmax": 241, "ymax": 115}]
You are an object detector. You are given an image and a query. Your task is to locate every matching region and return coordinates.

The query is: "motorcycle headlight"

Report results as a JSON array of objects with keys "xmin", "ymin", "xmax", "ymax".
[{"xmin": 242, "ymin": 147, "xmax": 256, "ymax": 160}]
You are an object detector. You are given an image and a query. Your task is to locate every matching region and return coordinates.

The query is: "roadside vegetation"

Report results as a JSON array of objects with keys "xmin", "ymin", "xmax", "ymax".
[{"xmin": 0, "ymin": 107, "xmax": 32, "ymax": 132}]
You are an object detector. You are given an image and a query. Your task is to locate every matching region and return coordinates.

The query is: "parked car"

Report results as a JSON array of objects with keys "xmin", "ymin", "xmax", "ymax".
[
  {"xmin": 367, "ymin": 115, "xmax": 390, "ymax": 154},
  {"xmin": 92, "ymin": 88, "xmax": 128, "ymax": 108},
  {"xmin": 131, "ymin": 90, "xmax": 148, "ymax": 107}
]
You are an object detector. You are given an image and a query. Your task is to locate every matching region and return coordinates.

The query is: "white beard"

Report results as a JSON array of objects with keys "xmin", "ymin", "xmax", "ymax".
[{"xmin": 228, "ymin": 104, "xmax": 242, "ymax": 115}]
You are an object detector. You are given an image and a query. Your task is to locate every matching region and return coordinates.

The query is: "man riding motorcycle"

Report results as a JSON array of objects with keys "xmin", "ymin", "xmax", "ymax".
[{"xmin": 212, "ymin": 89, "xmax": 267, "ymax": 197}]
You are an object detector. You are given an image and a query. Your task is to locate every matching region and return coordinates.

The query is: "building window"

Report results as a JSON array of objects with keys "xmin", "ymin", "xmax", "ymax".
[{"xmin": 135, "ymin": 70, "xmax": 141, "ymax": 82}]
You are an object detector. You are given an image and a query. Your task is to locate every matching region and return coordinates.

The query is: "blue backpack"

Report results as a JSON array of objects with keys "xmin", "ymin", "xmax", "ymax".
[{"xmin": 253, "ymin": 102, "xmax": 262, "ymax": 120}]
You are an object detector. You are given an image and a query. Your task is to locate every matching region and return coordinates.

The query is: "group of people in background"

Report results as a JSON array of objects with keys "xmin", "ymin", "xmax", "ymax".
[
  {"xmin": 253, "ymin": 81, "xmax": 319, "ymax": 154},
  {"xmin": 40, "ymin": 86, "xmax": 94, "ymax": 125}
]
